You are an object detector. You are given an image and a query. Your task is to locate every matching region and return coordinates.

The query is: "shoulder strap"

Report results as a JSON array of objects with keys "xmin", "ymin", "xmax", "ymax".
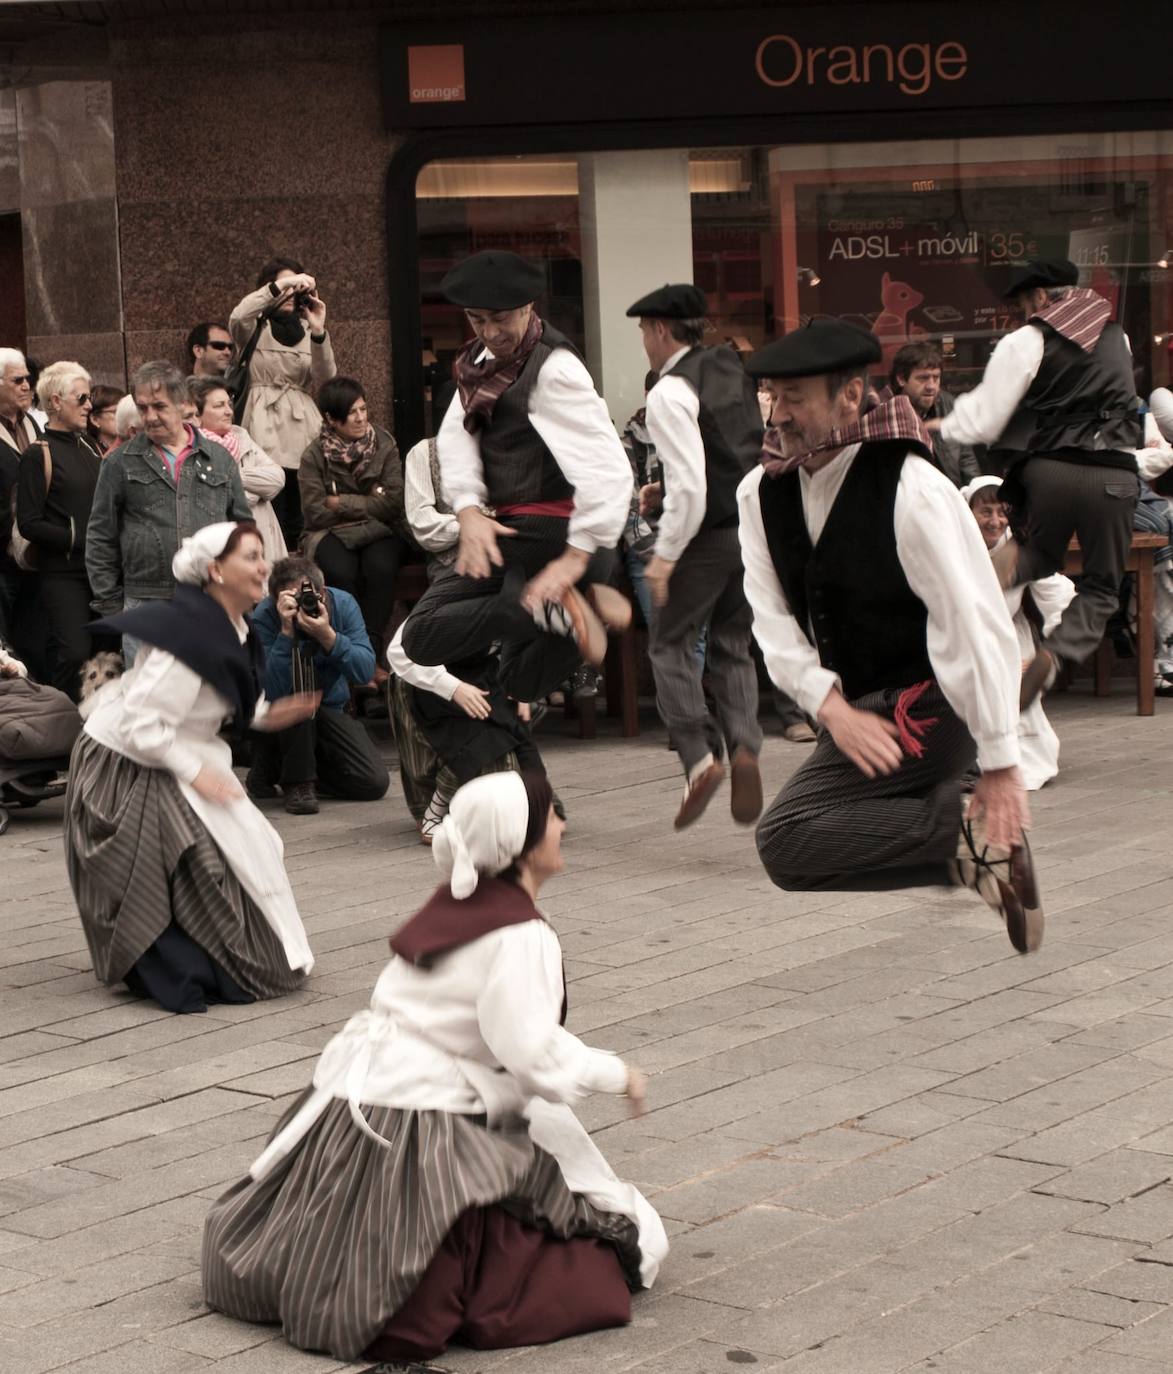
[{"xmin": 38, "ymin": 440, "xmax": 52, "ymax": 489}]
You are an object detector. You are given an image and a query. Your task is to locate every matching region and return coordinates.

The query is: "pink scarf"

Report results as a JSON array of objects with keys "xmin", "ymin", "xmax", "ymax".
[
  {"xmin": 760, "ymin": 394, "xmax": 932, "ymax": 478},
  {"xmin": 1030, "ymin": 287, "xmax": 1111, "ymax": 353},
  {"xmin": 200, "ymin": 425, "xmax": 242, "ymax": 461}
]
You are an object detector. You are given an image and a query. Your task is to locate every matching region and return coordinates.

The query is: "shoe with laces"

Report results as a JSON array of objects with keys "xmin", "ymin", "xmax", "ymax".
[
  {"xmin": 948, "ymin": 812, "xmax": 1043, "ymax": 953},
  {"xmin": 530, "ymin": 588, "xmax": 607, "ymax": 666},
  {"xmin": 284, "ymin": 782, "xmax": 319, "ymax": 816},
  {"xmin": 246, "ymin": 765, "xmax": 279, "ymax": 801}
]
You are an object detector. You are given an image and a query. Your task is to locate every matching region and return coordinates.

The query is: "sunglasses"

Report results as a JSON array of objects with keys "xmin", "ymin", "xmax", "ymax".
[
  {"xmin": 8, "ymin": 374, "xmax": 31, "ymax": 386},
  {"xmin": 69, "ymin": 393, "xmax": 92, "ymax": 405},
  {"xmin": 204, "ymin": 340, "xmax": 233, "ymax": 352}
]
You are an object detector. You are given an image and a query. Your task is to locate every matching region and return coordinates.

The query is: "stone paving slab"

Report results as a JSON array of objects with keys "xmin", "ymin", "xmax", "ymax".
[{"xmin": 2, "ymin": 690, "xmax": 1173, "ymax": 1372}]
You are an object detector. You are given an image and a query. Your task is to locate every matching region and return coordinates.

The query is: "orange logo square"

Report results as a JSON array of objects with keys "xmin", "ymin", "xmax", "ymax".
[{"xmin": 408, "ymin": 45, "xmax": 466, "ymax": 103}]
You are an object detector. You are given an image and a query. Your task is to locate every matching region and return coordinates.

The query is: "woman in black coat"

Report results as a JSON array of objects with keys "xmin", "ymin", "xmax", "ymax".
[{"xmin": 16, "ymin": 361, "xmax": 103, "ymax": 699}]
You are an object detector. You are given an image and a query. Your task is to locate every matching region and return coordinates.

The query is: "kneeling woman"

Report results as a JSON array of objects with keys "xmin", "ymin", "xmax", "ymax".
[
  {"xmin": 64, "ymin": 521, "xmax": 318, "ymax": 1013},
  {"xmin": 202, "ymin": 770, "xmax": 667, "ymax": 1363}
]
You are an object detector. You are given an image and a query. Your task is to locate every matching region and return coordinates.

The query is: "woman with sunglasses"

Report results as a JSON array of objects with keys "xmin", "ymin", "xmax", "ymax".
[{"xmin": 15, "ymin": 361, "xmax": 105, "ymax": 699}]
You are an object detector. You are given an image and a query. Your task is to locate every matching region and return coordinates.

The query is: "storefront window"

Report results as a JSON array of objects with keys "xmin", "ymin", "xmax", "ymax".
[{"xmin": 416, "ymin": 130, "xmax": 1173, "ymax": 430}]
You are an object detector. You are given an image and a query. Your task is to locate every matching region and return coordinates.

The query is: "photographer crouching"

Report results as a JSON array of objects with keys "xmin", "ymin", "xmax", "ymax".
[{"xmin": 249, "ymin": 555, "xmax": 389, "ymax": 814}]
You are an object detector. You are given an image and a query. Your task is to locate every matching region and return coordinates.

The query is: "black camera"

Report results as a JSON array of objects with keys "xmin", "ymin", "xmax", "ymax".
[
  {"xmin": 296, "ymin": 580, "xmax": 321, "ymax": 617},
  {"xmin": 294, "ymin": 291, "xmax": 314, "ymax": 312}
]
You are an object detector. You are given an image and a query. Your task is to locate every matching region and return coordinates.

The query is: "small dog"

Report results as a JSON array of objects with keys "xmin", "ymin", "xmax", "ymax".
[{"xmin": 79, "ymin": 651, "xmax": 124, "ymax": 704}]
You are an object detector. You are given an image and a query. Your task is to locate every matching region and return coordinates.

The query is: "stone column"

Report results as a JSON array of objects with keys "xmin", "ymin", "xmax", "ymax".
[{"xmin": 578, "ymin": 150, "xmax": 694, "ymax": 426}]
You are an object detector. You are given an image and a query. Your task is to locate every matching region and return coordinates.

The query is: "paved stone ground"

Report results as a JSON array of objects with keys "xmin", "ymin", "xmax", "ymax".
[{"xmin": 2, "ymin": 687, "xmax": 1173, "ymax": 1374}]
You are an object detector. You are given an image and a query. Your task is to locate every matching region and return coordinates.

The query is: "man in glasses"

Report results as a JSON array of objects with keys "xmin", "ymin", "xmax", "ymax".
[
  {"xmin": 0, "ymin": 349, "xmax": 42, "ymax": 650},
  {"xmin": 187, "ymin": 322, "xmax": 234, "ymax": 379}
]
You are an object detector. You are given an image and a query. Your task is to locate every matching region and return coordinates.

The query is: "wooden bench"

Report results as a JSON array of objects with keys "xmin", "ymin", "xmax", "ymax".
[
  {"xmin": 1062, "ymin": 531, "xmax": 1164, "ymax": 716},
  {"xmin": 390, "ymin": 564, "xmax": 642, "ymax": 738}
]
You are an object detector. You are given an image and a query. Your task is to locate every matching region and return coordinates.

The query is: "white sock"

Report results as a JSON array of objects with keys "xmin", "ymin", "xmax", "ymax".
[{"xmin": 687, "ymin": 752, "xmax": 716, "ymax": 787}]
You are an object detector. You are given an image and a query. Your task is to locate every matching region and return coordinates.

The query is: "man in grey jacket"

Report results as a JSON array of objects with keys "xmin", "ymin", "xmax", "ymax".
[
  {"xmin": 889, "ymin": 342, "xmax": 981, "ymax": 487},
  {"xmin": 86, "ymin": 361, "xmax": 249, "ymax": 661}
]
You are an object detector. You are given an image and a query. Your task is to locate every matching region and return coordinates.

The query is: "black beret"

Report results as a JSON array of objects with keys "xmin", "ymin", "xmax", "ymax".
[
  {"xmin": 1001, "ymin": 258, "xmax": 1079, "ymax": 300},
  {"xmin": 625, "ymin": 283, "xmax": 708, "ymax": 319},
  {"xmin": 747, "ymin": 320, "xmax": 882, "ymax": 379},
  {"xmin": 440, "ymin": 251, "xmax": 545, "ymax": 309}
]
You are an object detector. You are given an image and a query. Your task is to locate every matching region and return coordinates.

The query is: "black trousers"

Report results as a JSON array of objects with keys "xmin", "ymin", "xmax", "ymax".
[
  {"xmin": 401, "ymin": 515, "xmax": 614, "ymax": 703},
  {"xmin": 254, "ymin": 706, "xmax": 389, "ymax": 799},
  {"xmin": 314, "ymin": 532, "xmax": 409, "ymax": 661},
  {"xmin": 272, "ymin": 469, "xmax": 302, "ymax": 552},
  {"xmin": 1016, "ymin": 457, "xmax": 1139, "ymax": 667},
  {"xmin": 40, "ymin": 573, "xmax": 97, "ymax": 701},
  {"xmin": 756, "ymin": 684, "xmax": 975, "ymax": 892}
]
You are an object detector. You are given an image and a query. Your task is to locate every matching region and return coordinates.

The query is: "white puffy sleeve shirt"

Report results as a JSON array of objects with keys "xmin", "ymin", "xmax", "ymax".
[
  {"xmin": 737, "ymin": 450, "xmax": 1022, "ymax": 772},
  {"xmin": 308, "ymin": 918, "xmax": 629, "ymax": 1118},
  {"xmin": 644, "ymin": 371, "xmax": 707, "ymax": 562},
  {"xmin": 437, "ymin": 347, "xmax": 631, "ymax": 555}
]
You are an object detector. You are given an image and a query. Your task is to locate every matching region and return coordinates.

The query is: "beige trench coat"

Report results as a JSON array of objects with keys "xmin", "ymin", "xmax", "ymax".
[
  {"xmin": 229, "ymin": 285, "xmax": 337, "ymax": 471},
  {"xmin": 232, "ymin": 425, "xmax": 288, "ymax": 561}
]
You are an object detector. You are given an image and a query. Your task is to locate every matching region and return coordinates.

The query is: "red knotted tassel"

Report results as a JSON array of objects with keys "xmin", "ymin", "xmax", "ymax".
[{"xmin": 893, "ymin": 679, "xmax": 939, "ymax": 759}]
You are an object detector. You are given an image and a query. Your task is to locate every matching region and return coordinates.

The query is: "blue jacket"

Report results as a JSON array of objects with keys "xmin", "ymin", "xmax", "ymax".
[{"xmin": 252, "ymin": 587, "xmax": 375, "ymax": 712}]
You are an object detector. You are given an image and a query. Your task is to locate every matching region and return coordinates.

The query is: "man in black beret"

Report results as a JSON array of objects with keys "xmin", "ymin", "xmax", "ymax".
[
  {"xmin": 627, "ymin": 283, "xmax": 765, "ymax": 828},
  {"xmin": 740, "ymin": 320, "xmax": 1042, "ymax": 954},
  {"xmin": 401, "ymin": 251, "xmax": 632, "ymax": 704},
  {"xmin": 930, "ymin": 257, "xmax": 1143, "ymax": 707}
]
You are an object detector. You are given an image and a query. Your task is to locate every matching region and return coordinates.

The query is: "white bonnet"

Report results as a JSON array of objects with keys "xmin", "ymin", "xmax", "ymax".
[
  {"xmin": 959, "ymin": 475, "xmax": 1002, "ymax": 507},
  {"xmin": 171, "ymin": 522, "xmax": 246, "ymax": 586},
  {"xmin": 432, "ymin": 772, "xmax": 531, "ymax": 899}
]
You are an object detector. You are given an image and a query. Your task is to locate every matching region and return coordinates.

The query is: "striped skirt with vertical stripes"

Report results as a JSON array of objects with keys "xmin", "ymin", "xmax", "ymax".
[
  {"xmin": 64, "ymin": 734, "xmax": 305, "ymax": 1006},
  {"xmin": 202, "ymin": 1093, "xmax": 642, "ymax": 1361}
]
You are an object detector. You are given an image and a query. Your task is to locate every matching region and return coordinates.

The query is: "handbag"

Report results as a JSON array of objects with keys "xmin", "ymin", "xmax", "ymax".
[
  {"xmin": 226, "ymin": 316, "xmax": 266, "ymax": 425},
  {"xmin": 7, "ymin": 441, "xmax": 52, "ymax": 572}
]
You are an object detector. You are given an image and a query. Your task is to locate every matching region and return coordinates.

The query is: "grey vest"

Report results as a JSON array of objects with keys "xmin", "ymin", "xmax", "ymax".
[{"xmin": 478, "ymin": 323, "xmax": 577, "ymax": 509}]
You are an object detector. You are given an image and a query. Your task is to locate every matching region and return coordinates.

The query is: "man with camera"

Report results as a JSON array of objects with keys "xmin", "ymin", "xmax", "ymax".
[{"xmin": 249, "ymin": 555, "xmax": 389, "ymax": 815}]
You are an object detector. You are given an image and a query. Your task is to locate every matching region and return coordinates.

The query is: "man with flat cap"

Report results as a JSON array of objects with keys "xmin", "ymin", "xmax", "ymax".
[
  {"xmin": 930, "ymin": 258, "xmax": 1143, "ymax": 707},
  {"xmin": 629, "ymin": 283, "xmax": 765, "ymax": 828},
  {"xmin": 401, "ymin": 251, "xmax": 631, "ymax": 704},
  {"xmin": 741, "ymin": 319, "xmax": 1043, "ymax": 954}
]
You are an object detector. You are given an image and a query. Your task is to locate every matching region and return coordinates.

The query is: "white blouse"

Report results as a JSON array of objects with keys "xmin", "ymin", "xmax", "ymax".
[{"xmin": 737, "ymin": 449, "xmax": 1022, "ymax": 773}]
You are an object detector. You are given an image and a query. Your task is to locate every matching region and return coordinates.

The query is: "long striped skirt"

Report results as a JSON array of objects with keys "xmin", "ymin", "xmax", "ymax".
[
  {"xmin": 201, "ymin": 1094, "xmax": 641, "ymax": 1362},
  {"xmin": 64, "ymin": 734, "xmax": 305, "ymax": 1012}
]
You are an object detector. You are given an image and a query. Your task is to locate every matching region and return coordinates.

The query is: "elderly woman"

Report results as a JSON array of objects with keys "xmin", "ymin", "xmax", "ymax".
[
  {"xmin": 85, "ymin": 384, "xmax": 123, "ymax": 456},
  {"xmin": 962, "ymin": 477, "xmax": 1074, "ymax": 790},
  {"xmin": 229, "ymin": 257, "xmax": 337, "ymax": 548},
  {"xmin": 299, "ymin": 375, "xmax": 410, "ymax": 670},
  {"xmin": 16, "ymin": 361, "xmax": 104, "ymax": 699},
  {"xmin": 191, "ymin": 376, "xmax": 287, "ymax": 560},
  {"xmin": 65, "ymin": 521, "xmax": 318, "ymax": 1013},
  {"xmin": 203, "ymin": 769, "xmax": 666, "ymax": 1364}
]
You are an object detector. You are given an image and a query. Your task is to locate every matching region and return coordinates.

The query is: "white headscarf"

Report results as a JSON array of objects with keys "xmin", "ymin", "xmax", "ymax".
[
  {"xmin": 433, "ymin": 772, "xmax": 530, "ymax": 899},
  {"xmin": 171, "ymin": 522, "xmax": 243, "ymax": 586},
  {"xmin": 959, "ymin": 474, "xmax": 1002, "ymax": 507}
]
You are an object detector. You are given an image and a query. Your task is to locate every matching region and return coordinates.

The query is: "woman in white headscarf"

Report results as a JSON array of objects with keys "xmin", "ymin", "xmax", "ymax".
[
  {"xmin": 961, "ymin": 477, "xmax": 1074, "ymax": 789},
  {"xmin": 202, "ymin": 770, "xmax": 667, "ymax": 1366},
  {"xmin": 63, "ymin": 520, "xmax": 319, "ymax": 1013}
]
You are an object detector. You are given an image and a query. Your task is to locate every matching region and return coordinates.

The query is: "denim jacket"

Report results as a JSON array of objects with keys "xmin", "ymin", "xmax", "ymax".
[{"xmin": 85, "ymin": 428, "xmax": 251, "ymax": 611}]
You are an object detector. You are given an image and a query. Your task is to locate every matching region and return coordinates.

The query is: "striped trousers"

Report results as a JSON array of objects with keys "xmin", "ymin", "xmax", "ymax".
[
  {"xmin": 756, "ymin": 683, "xmax": 975, "ymax": 891},
  {"xmin": 648, "ymin": 525, "xmax": 762, "ymax": 772}
]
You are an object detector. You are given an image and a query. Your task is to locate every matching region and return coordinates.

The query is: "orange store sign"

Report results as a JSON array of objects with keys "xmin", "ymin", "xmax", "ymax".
[
  {"xmin": 408, "ymin": 44, "xmax": 466, "ymax": 103},
  {"xmin": 755, "ymin": 35, "xmax": 968, "ymax": 97}
]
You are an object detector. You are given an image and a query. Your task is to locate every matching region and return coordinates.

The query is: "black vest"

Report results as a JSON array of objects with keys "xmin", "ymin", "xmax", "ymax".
[
  {"xmin": 478, "ymin": 323, "xmax": 577, "ymax": 508},
  {"xmin": 659, "ymin": 345, "xmax": 764, "ymax": 530},
  {"xmin": 758, "ymin": 441, "xmax": 934, "ymax": 701},
  {"xmin": 992, "ymin": 321, "xmax": 1142, "ymax": 462}
]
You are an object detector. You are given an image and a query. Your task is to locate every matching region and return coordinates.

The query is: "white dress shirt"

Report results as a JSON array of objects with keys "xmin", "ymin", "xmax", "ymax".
[
  {"xmin": 644, "ymin": 346, "xmax": 708, "ymax": 562},
  {"xmin": 938, "ymin": 326, "xmax": 1045, "ymax": 447},
  {"xmin": 386, "ymin": 620, "xmax": 461, "ymax": 702},
  {"xmin": 403, "ymin": 437, "xmax": 461, "ymax": 554},
  {"xmin": 437, "ymin": 345, "xmax": 630, "ymax": 555},
  {"xmin": 737, "ymin": 449, "xmax": 1022, "ymax": 772}
]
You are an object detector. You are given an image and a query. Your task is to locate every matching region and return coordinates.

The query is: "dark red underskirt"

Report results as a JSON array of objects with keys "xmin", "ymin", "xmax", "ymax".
[{"xmin": 364, "ymin": 1204, "xmax": 632, "ymax": 1362}]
